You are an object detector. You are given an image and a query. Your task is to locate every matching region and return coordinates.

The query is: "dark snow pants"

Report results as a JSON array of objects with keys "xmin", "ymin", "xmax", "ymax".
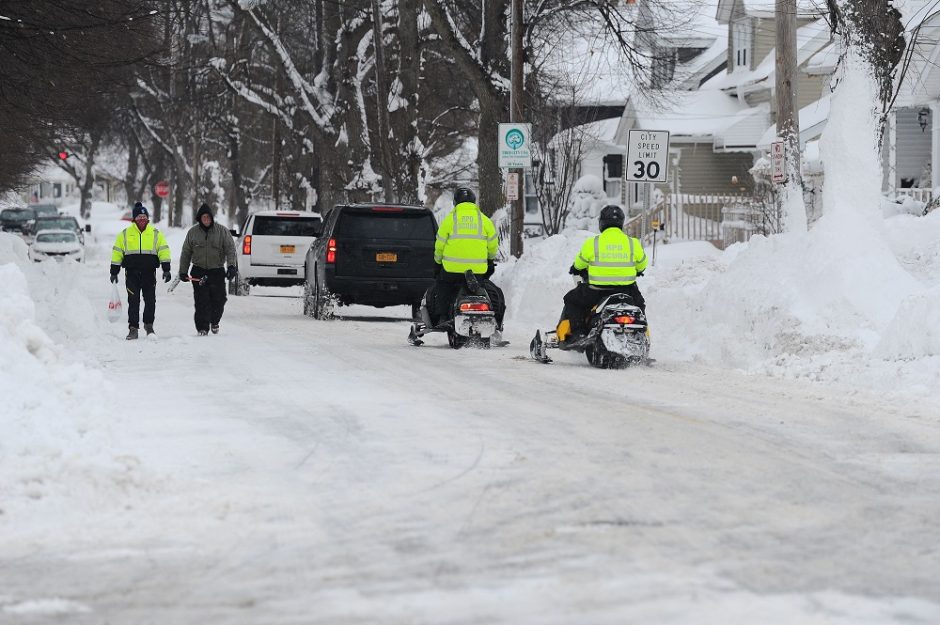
[
  {"xmin": 125, "ymin": 269, "xmax": 157, "ymax": 327},
  {"xmin": 561, "ymin": 282, "xmax": 645, "ymax": 336},
  {"xmin": 191, "ymin": 266, "xmax": 227, "ymax": 332}
]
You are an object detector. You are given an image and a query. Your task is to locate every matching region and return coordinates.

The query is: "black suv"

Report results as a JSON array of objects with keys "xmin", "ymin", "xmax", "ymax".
[{"xmin": 304, "ymin": 204, "xmax": 437, "ymax": 318}]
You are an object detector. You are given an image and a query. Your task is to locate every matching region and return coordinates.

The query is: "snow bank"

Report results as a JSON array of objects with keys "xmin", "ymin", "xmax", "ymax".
[
  {"xmin": 497, "ymin": 205, "xmax": 940, "ymax": 393},
  {"xmin": 0, "ymin": 232, "xmax": 134, "ymax": 541}
]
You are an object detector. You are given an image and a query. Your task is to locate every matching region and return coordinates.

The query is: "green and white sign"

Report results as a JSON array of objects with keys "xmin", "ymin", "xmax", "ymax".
[{"xmin": 498, "ymin": 123, "xmax": 532, "ymax": 168}]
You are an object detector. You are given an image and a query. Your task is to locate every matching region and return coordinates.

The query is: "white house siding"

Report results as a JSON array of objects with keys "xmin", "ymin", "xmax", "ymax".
[{"xmin": 674, "ymin": 142, "xmax": 755, "ymax": 194}]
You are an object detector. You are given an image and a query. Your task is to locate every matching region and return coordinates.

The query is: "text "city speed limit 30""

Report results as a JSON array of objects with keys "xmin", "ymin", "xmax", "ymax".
[{"xmin": 627, "ymin": 129, "xmax": 670, "ymax": 183}]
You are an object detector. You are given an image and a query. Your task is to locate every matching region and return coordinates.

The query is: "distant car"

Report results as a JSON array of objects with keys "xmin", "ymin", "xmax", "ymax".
[
  {"xmin": 0, "ymin": 207, "xmax": 36, "ymax": 233},
  {"xmin": 30, "ymin": 203, "xmax": 59, "ymax": 218},
  {"xmin": 303, "ymin": 203, "xmax": 437, "ymax": 319},
  {"xmin": 232, "ymin": 210, "xmax": 322, "ymax": 296},
  {"xmin": 120, "ymin": 209, "xmax": 134, "ymax": 222},
  {"xmin": 28, "ymin": 215, "xmax": 88, "ymax": 243},
  {"xmin": 29, "ymin": 229, "xmax": 84, "ymax": 263}
]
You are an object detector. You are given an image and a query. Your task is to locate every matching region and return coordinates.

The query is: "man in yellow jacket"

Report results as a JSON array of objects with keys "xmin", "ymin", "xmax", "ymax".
[
  {"xmin": 557, "ymin": 205, "xmax": 647, "ymax": 342},
  {"xmin": 431, "ymin": 187, "xmax": 500, "ymax": 326},
  {"xmin": 110, "ymin": 202, "xmax": 172, "ymax": 339}
]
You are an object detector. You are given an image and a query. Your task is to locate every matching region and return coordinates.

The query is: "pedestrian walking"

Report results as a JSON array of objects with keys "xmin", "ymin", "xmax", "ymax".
[
  {"xmin": 178, "ymin": 203, "xmax": 237, "ymax": 336},
  {"xmin": 110, "ymin": 202, "xmax": 172, "ymax": 340}
]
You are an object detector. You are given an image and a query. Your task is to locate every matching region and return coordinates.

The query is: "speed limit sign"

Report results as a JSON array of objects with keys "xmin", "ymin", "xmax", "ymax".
[{"xmin": 627, "ymin": 130, "xmax": 670, "ymax": 183}]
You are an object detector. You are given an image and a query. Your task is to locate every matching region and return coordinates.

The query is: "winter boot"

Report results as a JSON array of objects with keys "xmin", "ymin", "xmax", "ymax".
[
  {"xmin": 126, "ymin": 326, "xmax": 139, "ymax": 340},
  {"xmin": 144, "ymin": 323, "xmax": 154, "ymax": 336},
  {"xmin": 198, "ymin": 330, "xmax": 208, "ymax": 336},
  {"xmin": 210, "ymin": 324, "xmax": 219, "ymax": 334}
]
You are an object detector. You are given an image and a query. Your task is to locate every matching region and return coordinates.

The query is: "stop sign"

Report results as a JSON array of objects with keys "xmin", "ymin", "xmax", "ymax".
[{"xmin": 154, "ymin": 180, "xmax": 170, "ymax": 198}]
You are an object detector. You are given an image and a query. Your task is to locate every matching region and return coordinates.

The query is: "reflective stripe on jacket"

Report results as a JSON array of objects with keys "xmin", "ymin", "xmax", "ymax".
[
  {"xmin": 111, "ymin": 224, "xmax": 171, "ymax": 272},
  {"xmin": 433, "ymin": 201, "xmax": 498, "ymax": 274},
  {"xmin": 572, "ymin": 227, "xmax": 648, "ymax": 286}
]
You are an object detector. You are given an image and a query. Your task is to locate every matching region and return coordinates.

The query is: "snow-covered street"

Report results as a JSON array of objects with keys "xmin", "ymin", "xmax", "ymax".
[{"xmin": 3, "ymin": 204, "xmax": 940, "ymax": 624}]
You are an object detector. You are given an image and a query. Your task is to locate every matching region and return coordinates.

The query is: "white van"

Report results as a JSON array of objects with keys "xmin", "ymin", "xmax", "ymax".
[{"xmin": 232, "ymin": 210, "xmax": 322, "ymax": 295}]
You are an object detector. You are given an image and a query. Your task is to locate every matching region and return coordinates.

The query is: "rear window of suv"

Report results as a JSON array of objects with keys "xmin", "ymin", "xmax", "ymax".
[
  {"xmin": 337, "ymin": 212, "xmax": 435, "ymax": 240},
  {"xmin": 252, "ymin": 216, "xmax": 321, "ymax": 237}
]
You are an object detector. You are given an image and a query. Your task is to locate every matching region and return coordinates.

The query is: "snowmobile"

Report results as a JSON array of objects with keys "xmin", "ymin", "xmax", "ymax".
[
  {"xmin": 408, "ymin": 269, "xmax": 504, "ymax": 349},
  {"xmin": 530, "ymin": 291, "xmax": 650, "ymax": 368}
]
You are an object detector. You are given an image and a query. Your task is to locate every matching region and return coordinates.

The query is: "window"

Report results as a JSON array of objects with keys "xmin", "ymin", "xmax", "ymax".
[
  {"xmin": 336, "ymin": 212, "xmax": 435, "ymax": 239},
  {"xmin": 651, "ymin": 47, "xmax": 677, "ymax": 89},
  {"xmin": 732, "ymin": 19, "xmax": 751, "ymax": 68},
  {"xmin": 603, "ymin": 154, "xmax": 624, "ymax": 197},
  {"xmin": 53, "ymin": 183, "xmax": 62, "ymax": 198},
  {"xmin": 37, "ymin": 232, "xmax": 77, "ymax": 244},
  {"xmin": 252, "ymin": 216, "xmax": 321, "ymax": 237}
]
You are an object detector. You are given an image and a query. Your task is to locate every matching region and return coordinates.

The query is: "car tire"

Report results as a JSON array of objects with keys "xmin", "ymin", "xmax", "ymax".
[
  {"xmin": 303, "ymin": 281, "xmax": 315, "ymax": 317},
  {"xmin": 312, "ymin": 274, "xmax": 331, "ymax": 320}
]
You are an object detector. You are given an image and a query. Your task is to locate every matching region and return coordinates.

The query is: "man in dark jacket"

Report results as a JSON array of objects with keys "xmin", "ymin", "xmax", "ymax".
[{"xmin": 178, "ymin": 203, "xmax": 237, "ymax": 335}]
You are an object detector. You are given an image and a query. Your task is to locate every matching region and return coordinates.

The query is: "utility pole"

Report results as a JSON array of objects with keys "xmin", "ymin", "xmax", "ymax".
[
  {"xmin": 509, "ymin": 0, "xmax": 524, "ymax": 257},
  {"xmin": 775, "ymin": 0, "xmax": 806, "ymax": 232}
]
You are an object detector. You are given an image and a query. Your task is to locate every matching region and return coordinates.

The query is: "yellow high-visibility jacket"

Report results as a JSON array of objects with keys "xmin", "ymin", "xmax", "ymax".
[
  {"xmin": 433, "ymin": 201, "xmax": 498, "ymax": 274},
  {"xmin": 573, "ymin": 227, "xmax": 647, "ymax": 286},
  {"xmin": 111, "ymin": 223, "xmax": 171, "ymax": 272}
]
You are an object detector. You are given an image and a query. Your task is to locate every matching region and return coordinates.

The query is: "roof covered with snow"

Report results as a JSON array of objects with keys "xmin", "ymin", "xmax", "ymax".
[
  {"xmin": 616, "ymin": 90, "xmax": 754, "ymax": 142},
  {"xmin": 702, "ymin": 18, "xmax": 832, "ymax": 92},
  {"xmin": 757, "ymin": 95, "xmax": 831, "ymax": 148},
  {"xmin": 716, "ymin": 0, "xmax": 826, "ymax": 23}
]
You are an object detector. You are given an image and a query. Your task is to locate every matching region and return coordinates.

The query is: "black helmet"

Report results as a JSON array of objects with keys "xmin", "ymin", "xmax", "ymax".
[
  {"xmin": 454, "ymin": 187, "xmax": 476, "ymax": 205},
  {"xmin": 598, "ymin": 205, "xmax": 625, "ymax": 231}
]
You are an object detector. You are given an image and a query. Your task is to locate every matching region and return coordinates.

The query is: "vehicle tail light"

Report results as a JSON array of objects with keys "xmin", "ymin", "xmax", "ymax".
[
  {"xmin": 242, "ymin": 235, "xmax": 252, "ymax": 255},
  {"xmin": 460, "ymin": 302, "xmax": 490, "ymax": 312},
  {"xmin": 326, "ymin": 238, "xmax": 337, "ymax": 264},
  {"xmin": 372, "ymin": 206, "xmax": 403, "ymax": 212},
  {"xmin": 613, "ymin": 315, "xmax": 635, "ymax": 324}
]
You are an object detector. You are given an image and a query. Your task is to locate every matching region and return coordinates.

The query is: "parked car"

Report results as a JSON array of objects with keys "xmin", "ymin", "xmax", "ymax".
[
  {"xmin": 29, "ymin": 229, "xmax": 85, "ymax": 263},
  {"xmin": 0, "ymin": 207, "xmax": 36, "ymax": 233},
  {"xmin": 232, "ymin": 210, "xmax": 322, "ymax": 295},
  {"xmin": 30, "ymin": 203, "xmax": 59, "ymax": 218},
  {"xmin": 304, "ymin": 203, "xmax": 437, "ymax": 319},
  {"xmin": 28, "ymin": 215, "xmax": 88, "ymax": 243}
]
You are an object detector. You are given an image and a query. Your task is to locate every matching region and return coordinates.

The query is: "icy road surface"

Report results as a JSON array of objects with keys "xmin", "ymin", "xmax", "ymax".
[{"xmin": 3, "ymin": 235, "xmax": 940, "ymax": 625}]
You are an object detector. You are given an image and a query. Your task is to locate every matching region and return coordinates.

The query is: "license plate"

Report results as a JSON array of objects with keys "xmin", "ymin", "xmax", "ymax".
[
  {"xmin": 376, "ymin": 252, "xmax": 397, "ymax": 263},
  {"xmin": 277, "ymin": 268, "xmax": 297, "ymax": 275},
  {"xmin": 280, "ymin": 245, "xmax": 295, "ymax": 254}
]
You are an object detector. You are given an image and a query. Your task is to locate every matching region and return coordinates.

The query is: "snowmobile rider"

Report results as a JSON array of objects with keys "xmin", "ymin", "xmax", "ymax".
[
  {"xmin": 110, "ymin": 202, "xmax": 172, "ymax": 340},
  {"xmin": 556, "ymin": 205, "xmax": 647, "ymax": 342},
  {"xmin": 431, "ymin": 187, "xmax": 502, "ymax": 327},
  {"xmin": 179, "ymin": 203, "xmax": 237, "ymax": 336}
]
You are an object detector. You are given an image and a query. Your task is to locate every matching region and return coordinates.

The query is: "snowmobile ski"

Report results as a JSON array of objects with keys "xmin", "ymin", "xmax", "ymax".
[{"xmin": 529, "ymin": 330, "xmax": 553, "ymax": 364}]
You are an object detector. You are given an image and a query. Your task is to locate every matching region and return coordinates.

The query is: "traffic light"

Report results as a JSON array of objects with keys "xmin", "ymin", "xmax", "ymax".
[{"xmin": 57, "ymin": 150, "xmax": 69, "ymax": 160}]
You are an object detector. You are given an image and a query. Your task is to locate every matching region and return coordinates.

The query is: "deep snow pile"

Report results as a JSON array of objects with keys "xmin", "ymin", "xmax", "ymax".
[
  {"xmin": 0, "ymin": 232, "xmax": 134, "ymax": 537},
  {"xmin": 496, "ymin": 54, "xmax": 940, "ymax": 394}
]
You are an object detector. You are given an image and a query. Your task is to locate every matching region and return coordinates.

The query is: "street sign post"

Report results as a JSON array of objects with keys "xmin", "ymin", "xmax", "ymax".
[
  {"xmin": 498, "ymin": 123, "xmax": 532, "ymax": 169},
  {"xmin": 154, "ymin": 180, "xmax": 170, "ymax": 198},
  {"xmin": 627, "ymin": 130, "xmax": 670, "ymax": 183},
  {"xmin": 771, "ymin": 140, "xmax": 786, "ymax": 183}
]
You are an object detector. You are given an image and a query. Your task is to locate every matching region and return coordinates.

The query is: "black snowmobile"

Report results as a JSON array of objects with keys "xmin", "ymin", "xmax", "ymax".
[
  {"xmin": 409, "ymin": 270, "xmax": 505, "ymax": 349},
  {"xmin": 530, "ymin": 292, "xmax": 650, "ymax": 368}
]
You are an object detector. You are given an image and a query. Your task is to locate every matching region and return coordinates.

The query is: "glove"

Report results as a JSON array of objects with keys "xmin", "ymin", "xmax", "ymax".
[
  {"xmin": 226, "ymin": 265, "xmax": 237, "ymax": 281},
  {"xmin": 110, "ymin": 274, "xmax": 118, "ymax": 284},
  {"xmin": 162, "ymin": 270, "xmax": 172, "ymax": 283},
  {"xmin": 637, "ymin": 270, "xmax": 645, "ymax": 277},
  {"xmin": 484, "ymin": 260, "xmax": 496, "ymax": 279},
  {"xmin": 568, "ymin": 265, "xmax": 579, "ymax": 275},
  {"xmin": 179, "ymin": 272, "xmax": 190, "ymax": 282}
]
